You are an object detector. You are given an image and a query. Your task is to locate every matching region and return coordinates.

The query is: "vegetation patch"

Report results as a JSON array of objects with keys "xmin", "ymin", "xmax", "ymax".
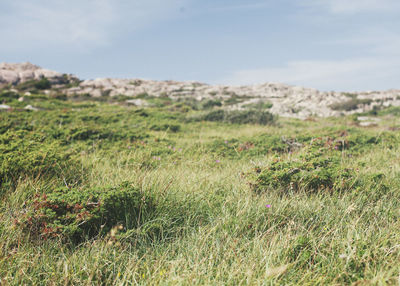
[
  {"xmin": 193, "ymin": 109, "xmax": 276, "ymax": 125},
  {"xmin": 330, "ymin": 98, "xmax": 373, "ymax": 111},
  {"xmin": 0, "ymin": 130, "xmax": 81, "ymax": 190},
  {"xmin": 243, "ymin": 101, "xmax": 273, "ymax": 110},
  {"xmin": 0, "ymin": 90, "xmax": 20, "ymax": 102},
  {"xmin": 1, "ymin": 86, "xmax": 400, "ymax": 285},
  {"xmin": 18, "ymin": 182, "xmax": 155, "ymax": 242},
  {"xmin": 150, "ymin": 123, "xmax": 181, "ymax": 133},
  {"xmin": 16, "ymin": 77, "xmax": 52, "ymax": 91},
  {"xmin": 201, "ymin": 99, "xmax": 222, "ymax": 109},
  {"xmin": 252, "ymin": 145, "xmax": 356, "ymax": 193}
]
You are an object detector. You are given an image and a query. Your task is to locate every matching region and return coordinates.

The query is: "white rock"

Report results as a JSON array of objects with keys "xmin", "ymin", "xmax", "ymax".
[
  {"xmin": 357, "ymin": 116, "xmax": 381, "ymax": 122},
  {"xmin": 359, "ymin": 121, "xmax": 378, "ymax": 127},
  {"xmin": 24, "ymin": 105, "xmax": 40, "ymax": 111},
  {"xmin": 0, "ymin": 62, "xmax": 76, "ymax": 85},
  {"xmin": 0, "ymin": 104, "xmax": 11, "ymax": 110},
  {"xmin": 125, "ymin": 99, "xmax": 149, "ymax": 106}
]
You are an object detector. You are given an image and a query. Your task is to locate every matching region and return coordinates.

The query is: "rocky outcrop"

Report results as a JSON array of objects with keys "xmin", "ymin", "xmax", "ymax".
[
  {"xmin": 66, "ymin": 77, "xmax": 400, "ymax": 118},
  {"xmin": 0, "ymin": 62, "xmax": 78, "ymax": 86},
  {"xmin": 1, "ymin": 62, "xmax": 400, "ymax": 118}
]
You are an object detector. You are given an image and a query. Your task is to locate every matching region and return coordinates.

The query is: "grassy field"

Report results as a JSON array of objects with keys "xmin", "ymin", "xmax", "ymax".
[{"xmin": 1, "ymin": 90, "xmax": 400, "ymax": 285}]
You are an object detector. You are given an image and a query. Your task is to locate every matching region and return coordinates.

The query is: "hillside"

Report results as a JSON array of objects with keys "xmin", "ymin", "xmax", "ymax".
[{"xmin": 2, "ymin": 62, "xmax": 400, "ymax": 118}]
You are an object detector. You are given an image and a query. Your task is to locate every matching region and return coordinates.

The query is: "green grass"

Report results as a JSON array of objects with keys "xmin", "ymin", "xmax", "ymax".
[{"xmin": 1, "ymin": 91, "xmax": 400, "ymax": 285}]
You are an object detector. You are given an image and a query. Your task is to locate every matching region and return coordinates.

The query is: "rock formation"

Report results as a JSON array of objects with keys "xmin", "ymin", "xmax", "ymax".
[{"xmin": 0, "ymin": 62, "xmax": 78, "ymax": 86}]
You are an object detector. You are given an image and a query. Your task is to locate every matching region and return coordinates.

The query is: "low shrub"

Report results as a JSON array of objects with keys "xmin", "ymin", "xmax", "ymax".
[
  {"xmin": 252, "ymin": 148, "xmax": 356, "ymax": 193},
  {"xmin": 206, "ymin": 136, "xmax": 294, "ymax": 159},
  {"xmin": 0, "ymin": 130, "xmax": 82, "ymax": 189},
  {"xmin": 376, "ymin": 106, "xmax": 400, "ymax": 116},
  {"xmin": 0, "ymin": 90, "xmax": 20, "ymax": 102},
  {"xmin": 16, "ymin": 78, "xmax": 51, "ymax": 91},
  {"xmin": 201, "ymin": 99, "xmax": 222, "ymax": 109},
  {"xmin": 34, "ymin": 78, "xmax": 52, "ymax": 90},
  {"xmin": 175, "ymin": 98, "xmax": 202, "ymax": 111},
  {"xmin": 201, "ymin": 110, "xmax": 225, "ymax": 121},
  {"xmin": 195, "ymin": 109, "xmax": 276, "ymax": 125},
  {"xmin": 243, "ymin": 101, "xmax": 273, "ymax": 110},
  {"xmin": 150, "ymin": 123, "xmax": 181, "ymax": 133},
  {"xmin": 19, "ymin": 182, "xmax": 155, "ymax": 242},
  {"xmin": 225, "ymin": 110, "xmax": 275, "ymax": 125},
  {"xmin": 330, "ymin": 99, "xmax": 373, "ymax": 111}
]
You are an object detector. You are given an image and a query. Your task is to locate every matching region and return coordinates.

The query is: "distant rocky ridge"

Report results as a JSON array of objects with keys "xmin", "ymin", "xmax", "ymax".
[
  {"xmin": 1, "ymin": 62, "xmax": 400, "ymax": 118},
  {"xmin": 0, "ymin": 62, "xmax": 77, "ymax": 85}
]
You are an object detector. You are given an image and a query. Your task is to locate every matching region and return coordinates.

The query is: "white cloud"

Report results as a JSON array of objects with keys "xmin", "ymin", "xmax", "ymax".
[
  {"xmin": 301, "ymin": 0, "xmax": 400, "ymax": 14},
  {"xmin": 218, "ymin": 3, "xmax": 400, "ymax": 92},
  {"xmin": 0, "ymin": 0, "xmax": 188, "ymax": 50}
]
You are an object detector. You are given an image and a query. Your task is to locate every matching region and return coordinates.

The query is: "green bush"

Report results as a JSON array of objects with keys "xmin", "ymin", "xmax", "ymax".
[
  {"xmin": 195, "ymin": 109, "xmax": 276, "ymax": 125},
  {"xmin": 34, "ymin": 78, "xmax": 52, "ymax": 90},
  {"xmin": 225, "ymin": 110, "xmax": 275, "ymax": 125},
  {"xmin": 201, "ymin": 99, "xmax": 222, "ymax": 110},
  {"xmin": 201, "ymin": 110, "xmax": 225, "ymax": 121},
  {"xmin": 150, "ymin": 123, "xmax": 181, "ymax": 133},
  {"xmin": 330, "ymin": 99, "xmax": 373, "ymax": 111},
  {"xmin": 0, "ymin": 90, "xmax": 20, "ymax": 102},
  {"xmin": 253, "ymin": 148, "xmax": 356, "ymax": 193},
  {"xmin": 206, "ymin": 135, "xmax": 296, "ymax": 159},
  {"xmin": 19, "ymin": 182, "xmax": 155, "ymax": 241},
  {"xmin": 243, "ymin": 101, "xmax": 273, "ymax": 110},
  {"xmin": 16, "ymin": 78, "xmax": 51, "ymax": 91},
  {"xmin": 0, "ymin": 130, "xmax": 81, "ymax": 189}
]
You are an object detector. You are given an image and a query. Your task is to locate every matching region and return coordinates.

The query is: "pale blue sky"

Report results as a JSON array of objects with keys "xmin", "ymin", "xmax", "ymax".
[{"xmin": 1, "ymin": 0, "xmax": 399, "ymax": 91}]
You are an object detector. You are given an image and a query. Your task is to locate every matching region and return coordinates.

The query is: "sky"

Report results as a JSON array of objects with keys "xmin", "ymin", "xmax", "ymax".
[{"xmin": 1, "ymin": 0, "xmax": 399, "ymax": 91}]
